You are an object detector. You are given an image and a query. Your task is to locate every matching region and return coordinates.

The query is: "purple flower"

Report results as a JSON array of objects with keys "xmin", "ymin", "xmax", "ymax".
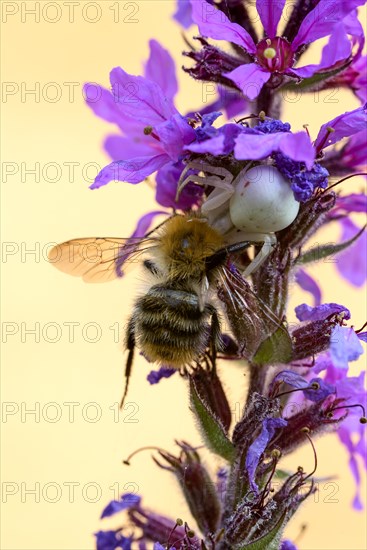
[
  {"xmin": 201, "ymin": 85, "xmax": 248, "ymax": 119},
  {"xmin": 329, "ymin": 325, "xmax": 364, "ymax": 371},
  {"xmin": 173, "ymin": 0, "xmax": 194, "ymax": 28},
  {"xmin": 314, "ymin": 105, "xmax": 367, "ymax": 155},
  {"xmin": 280, "ymin": 541, "xmax": 298, "ymax": 550},
  {"xmin": 295, "ymin": 303, "xmax": 351, "ymax": 323},
  {"xmin": 246, "ymin": 417, "xmax": 287, "ymax": 493},
  {"xmin": 323, "ymin": 192, "xmax": 366, "ymax": 286},
  {"xmin": 312, "ymin": 349, "xmax": 366, "ymax": 509},
  {"xmin": 328, "ymin": 54, "xmax": 367, "ymax": 103},
  {"xmin": 276, "ymin": 105, "xmax": 367, "ymax": 200},
  {"xmin": 85, "ymin": 40, "xmax": 198, "ymax": 208},
  {"xmin": 335, "ymin": 218, "xmax": 367, "ymax": 287},
  {"xmin": 190, "ymin": 0, "xmax": 365, "ymax": 99},
  {"xmin": 332, "ymin": 193, "xmax": 367, "ymax": 215},
  {"xmin": 147, "ymin": 366, "xmax": 176, "ymax": 385},
  {"xmin": 187, "ymin": 117, "xmax": 315, "ymax": 168},
  {"xmin": 342, "ymin": 130, "xmax": 367, "ymax": 170},
  {"xmin": 95, "ymin": 531, "xmax": 133, "ymax": 550},
  {"xmin": 269, "ymin": 370, "xmax": 335, "ymax": 402},
  {"xmin": 100, "ymin": 493, "xmax": 141, "ymax": 518}
]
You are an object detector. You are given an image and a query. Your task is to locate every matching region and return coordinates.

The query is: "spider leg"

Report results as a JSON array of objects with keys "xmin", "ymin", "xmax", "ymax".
[
  {"xmin": 241, "ymin": 233, "xmax": 277, "ymax": 277},
  {"xmin": 175, "ymin": 161, "xmax": 235, "ymax": 209}
]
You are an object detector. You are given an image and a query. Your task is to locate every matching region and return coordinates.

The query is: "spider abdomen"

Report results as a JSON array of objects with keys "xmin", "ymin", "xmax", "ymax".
[{"xmin": 230, "ymin": 165, "xmax": 300, "ymax": 233}]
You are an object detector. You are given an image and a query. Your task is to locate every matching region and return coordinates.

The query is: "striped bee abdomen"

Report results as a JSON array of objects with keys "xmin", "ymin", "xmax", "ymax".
[{"xmin": 133, "ymin": 285, "xmax": 215, "ymax": 366}]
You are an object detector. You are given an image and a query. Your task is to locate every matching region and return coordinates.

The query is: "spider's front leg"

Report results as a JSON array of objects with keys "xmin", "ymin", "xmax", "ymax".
[
  {"xmin": 176, "ymin": 160, "xmax": 235, "ymax": 211},
  {"xmin": 228, "ymin": 231, "xmax": 277, "ymax": 277}
]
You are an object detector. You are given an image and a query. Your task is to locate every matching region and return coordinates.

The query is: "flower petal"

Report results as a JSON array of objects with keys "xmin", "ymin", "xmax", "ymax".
[
  {"xmin": 154, "ymin": 114, "xmax": 196, "ymax": 160},
  {"xmin": 333, "ymin": 193, "xmax": 367, "ymax": 214},
  {"xmin": 190, "ymin": 0, "xmax": 256, "ymax": 53},
  {"xmin": 343, "ymin": 130, "xmax": 367, "ymax": 169},
  {"xmin": 100, "ymin": 493, "xmax": 141, "ymax": 518},
  {"xmin": 314, "ymin": 105, "xmax": 367, "ymax": 152},
  {"xmin": 292, "ymin": 0, "xmax": 366, "ymax": 51},
  {"xmin": 95, "ymin": 531, "xmax": 133, "ymax": 550},
  {"xmin": 90, "ymin": 155, "xmax": 169, "ymax": 188},
  {"xmin": 145, "ymin": 40, "xmax": 178, "ymax": 101},
  {"xmin": 280, "ymin": 541, "xmax": 298, "ymax": 550},
  {"xmin": 147, "ymin": 366, "xmax": 176, "ymax": 384},
  {"xmin": 156, "ymin": 161, "xmax": 204, "ymax": 210},
  {"xmin": 336, "ymin": 218, "xmax": 367, "ymax": 286},
  {"xmin": 256, "ymin": 0, "xmax": 286, "ymax": 38},
  {"xmin": 330, "ymin": 325, "xmax": 364, "ymax": 369},
  {"xmin": 173, "ymin": 0, "xmax": 193, "ymax": 28},
  {"xmin": 104, "ymin": 135, "xmax": 155, "ymax": 161},
  {"xmin": 110, "ymin": 67, "xmax": 177, "ymax": 126},
  {"xmin": 295, "ymin": 302, "xmax": 351, "ymax": 322},
  {"xmin": 295, "ymin": 269, "xmax": 322, "ymax": 306},
  {"xmin": 224, "ymin": 63, "xmax": 271, "ymax": 100},
  {"xmin": 246, "ymin": 417, "xmax": 287, "ymax": 493},
  {"xmin": 234, "ymin": 130, "xmax": 315, "ymax": 167},
  {"xmin": 278, "ymin": 132, "xmax": 315, "ymax": 168},
  {"xmin": 292, "ymin": 24, "xmax": 352, "ymax": 78},
  {"xmin": 186, "ymin": 134, "xmax": 225, "ymax": 154},
  {"xmin": 83, "ymin": 84, "xmax": 137, "ymax": 133}
]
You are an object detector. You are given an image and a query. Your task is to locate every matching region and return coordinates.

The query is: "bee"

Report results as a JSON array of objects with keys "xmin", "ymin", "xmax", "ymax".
[{"xmin": 48, "ymin": 212, "xmax": 280, "ymax": 406}]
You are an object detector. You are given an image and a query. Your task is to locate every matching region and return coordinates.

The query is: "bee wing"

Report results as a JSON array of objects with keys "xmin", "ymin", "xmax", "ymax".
[{"xmin": 48, "ymin": 236, "xmax": 158, "ymax": 283}]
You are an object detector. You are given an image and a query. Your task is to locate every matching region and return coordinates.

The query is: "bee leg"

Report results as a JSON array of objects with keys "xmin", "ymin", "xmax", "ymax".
[
  {"xmin": 208, "ymin": 307, "xmax": 222, "ymax": 369},
  {"xmin": 120, "ymin": 318, "xmax": 135, "ymax": 409}
]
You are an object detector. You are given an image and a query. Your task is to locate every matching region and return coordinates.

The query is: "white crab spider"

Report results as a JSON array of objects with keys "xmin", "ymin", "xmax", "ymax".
[{"xmin": 177, "ymin": 161, "xmax": 300, "ymax": 277}]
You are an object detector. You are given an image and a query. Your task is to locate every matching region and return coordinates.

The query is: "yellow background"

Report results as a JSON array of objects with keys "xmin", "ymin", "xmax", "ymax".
[{"xmin": 1, "ymin": 1, "xmax": 366, "ymax": 549}]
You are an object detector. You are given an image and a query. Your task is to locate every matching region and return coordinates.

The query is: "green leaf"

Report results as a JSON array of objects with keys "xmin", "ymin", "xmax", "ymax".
[
  {"xmin": 252, "ymin": 327, "xmax": 293, "ymax": 366},
  {"xmin": 283, "ymin": 59, "xmax": 352, "ymax": 92},
  {"xmin": 189, "ymin": 379, "xmax": 235, "ymax": 462},
  {"xmin": 296, "ymin": 225, "xmax": 366, "ymax": 265},
  {"xmin": 234, "ymin": 513, "xmax": 288, "ymax": 550}
]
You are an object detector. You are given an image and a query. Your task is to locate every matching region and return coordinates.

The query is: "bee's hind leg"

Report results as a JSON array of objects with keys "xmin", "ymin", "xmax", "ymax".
[
  {"xmin": 120, "ymin": 317, "xmax": 135, "ymax": 409},
  {"xmin": 208, "ymin": 306, "xmax": 222, "ymax": 371}
]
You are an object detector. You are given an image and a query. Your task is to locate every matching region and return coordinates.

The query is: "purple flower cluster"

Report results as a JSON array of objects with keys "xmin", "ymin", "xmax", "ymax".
[{"xmin": 83, "ymin": 1, "xmax": 367, "ymax": 548}]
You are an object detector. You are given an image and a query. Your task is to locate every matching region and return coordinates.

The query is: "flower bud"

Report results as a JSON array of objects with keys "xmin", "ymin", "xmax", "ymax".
[{"xmin": 155, "ymin": 442, "xmax": 221, "ymax": 535}]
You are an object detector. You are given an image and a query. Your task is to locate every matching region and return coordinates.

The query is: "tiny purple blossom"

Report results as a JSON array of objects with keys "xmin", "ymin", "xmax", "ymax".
[
  {"xmin": 95, "ymin": 531, "xmax": 133, "ymax": 550},
  {"xmin": 295, "ymin": 303, "xmax": 351, "ymax": 322},
  {"xmin": 100, "ymin": 493, "xmax": 141, "ymax": 518},
  {"xmin": 313, "ymin": 356, "xmax": 366, "ymax": 509},
  {"xmin": 147, "ymin": 366, "xmax": 177, "ymax": 385},
  {"xmin": 246, "ymin": 417, "xmax": 287, "ymax": 493},
  {"xmin": 280, "ymin": 540, "xmax": 298, "ymax": 550},
  {"xmin": 269, "ymin": 370, "xmax": 335, "ymax": 402}
]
